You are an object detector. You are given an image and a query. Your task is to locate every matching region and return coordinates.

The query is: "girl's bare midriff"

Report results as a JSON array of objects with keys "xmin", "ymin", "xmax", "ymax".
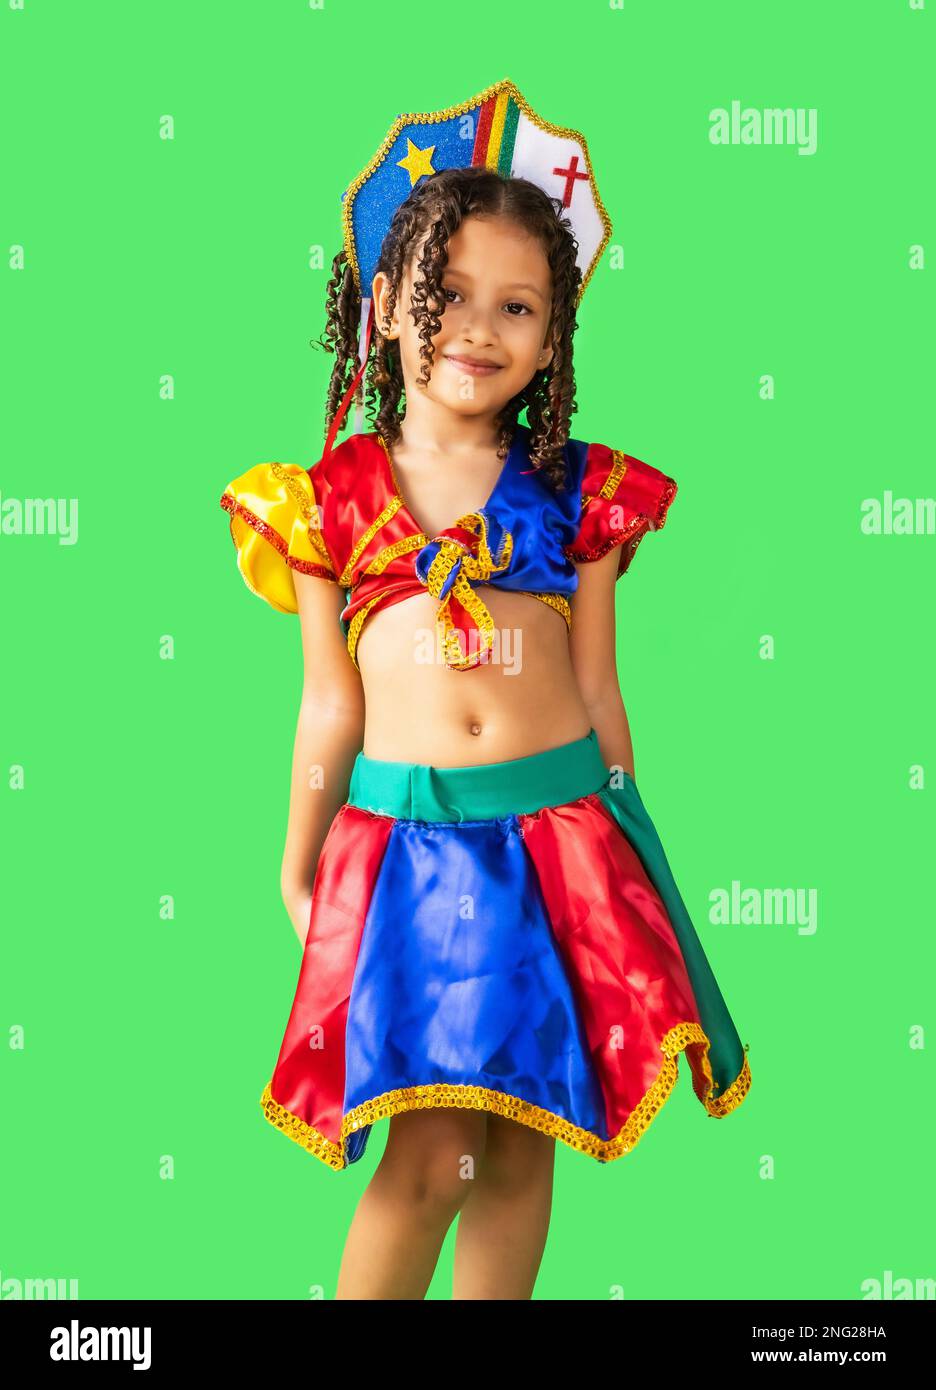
[{"xmin": 356, "ymin": 586, "xmax": 592, "ymax": 767}]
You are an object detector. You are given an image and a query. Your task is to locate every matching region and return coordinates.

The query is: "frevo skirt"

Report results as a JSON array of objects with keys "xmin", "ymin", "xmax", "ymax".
[{"xmin": 260, "ymin": 729, "xmax": 752, "ymax": 1170}]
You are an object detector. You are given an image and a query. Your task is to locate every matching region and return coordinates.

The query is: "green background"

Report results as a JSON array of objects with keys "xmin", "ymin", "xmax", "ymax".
[{"xmin": 2, "ymin": 0, "xmax": 932, "ymax": 1301}]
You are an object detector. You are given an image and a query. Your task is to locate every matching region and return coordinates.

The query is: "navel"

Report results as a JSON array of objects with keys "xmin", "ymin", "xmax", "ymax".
[{"xmin": 468, "ymin": 721, "xmax": 483, "ymax": 737}]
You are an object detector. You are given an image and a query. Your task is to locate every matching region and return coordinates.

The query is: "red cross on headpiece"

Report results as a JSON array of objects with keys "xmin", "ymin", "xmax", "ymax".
[{"xmin": 552, "ymin": 153, "xmax": 589, "ymax": 207}]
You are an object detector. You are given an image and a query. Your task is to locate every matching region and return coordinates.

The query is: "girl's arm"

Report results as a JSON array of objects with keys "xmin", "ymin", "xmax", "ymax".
[
  {"xmin": 280, "ymin": 569, "xmax": 366, "ymax": 946},
  {"xmin": 568, "ymin": 549, "xmax": 636, "ymax": 781}
]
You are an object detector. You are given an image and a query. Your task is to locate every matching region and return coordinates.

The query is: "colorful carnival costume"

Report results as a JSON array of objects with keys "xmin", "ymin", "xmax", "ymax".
[{"xmin": 219, "ymin": 79, "xmax": 752, "ymax": 1169}]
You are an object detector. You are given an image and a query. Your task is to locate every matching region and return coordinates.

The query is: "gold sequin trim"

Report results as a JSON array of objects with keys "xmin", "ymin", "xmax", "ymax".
[
  {"xmin": 363, "ymin": 532, "xmax": 428, "ymax": 576},
  {"xmin": 339, "ymin": 497, "xmax": 408, "ymax": 587},
  {"xmin": 704, "ymin": 1051, "xmax": 753, "ymax": 1117},
  {"xmin": 340, "ymin": 78, "xmax": 612, "ymax": 307},
  {"xmin": 268, "ymin": 461, "xmax": 336, "ymax": 572},
  {"xmin": 518, "ymin": 590, "xmax": 572, "ymax": 629},
  {"xmin": 258, "ymin": 1021, "xmax": 752, "ymax": 1172},
  {"xmin": 421, "ymin": 511, "xmax": 515, "ymax": 670},
  {"xmin": 579, "ymin": 451, "xmax": 676, "ymax": 531},
  {"xmin": 269, "ymin": 460, "xmax": 316, "ymax": 523},
  {"xmin": 576, "ymin": 447, "xmax": 628, "ymax": 514},
  {"xmin": 345, "ymin": 591, "xmax": 387, "ymax": 671},
  {"xmin": 218, "ymin": 490, "xmax": 339, "ymax": 584},
  {"xmin": 345, "ymin": 582, "xmax": 571, "ymax": 669},
  {"xmin": 597, "ymin": 448, "xmax": 628, "ymax": 501},
  {"xmin": 375, "ymin": 432, "xmax": 407, "ymax": 506},
  {"xmin": 567, "ymin": 450, "xmax": 678, "ymax": 567}
]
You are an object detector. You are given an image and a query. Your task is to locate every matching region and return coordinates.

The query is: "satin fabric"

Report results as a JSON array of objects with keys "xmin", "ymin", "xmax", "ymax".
[
  {"xmin": 336, "ymin": 425, "xmax": 589, "ymax": 669},
  {"xmin": 345, "ymin": 814, "xmax": 608, "ymax": 1153},
  {"xmin": 594, "ymin": 781, "xmax": 749, "ymax": 1108},
  {"xmin": 265, "ymin": 805, "xmax": 390, "ymax": 1163},
  {"xmin": 260, "ymin": 731, "xmax": 751, "ymax": 1170},
  {"xmin": 218, "ymin": 427, "xmax": 679, "ymax": 670},
  {"xmin": 347, "ymin": 727, "xmax": 609, "ymax": 821},
  {"xmin": 218, "ymin": 460, "xmax": 338, "ymax": 613}
]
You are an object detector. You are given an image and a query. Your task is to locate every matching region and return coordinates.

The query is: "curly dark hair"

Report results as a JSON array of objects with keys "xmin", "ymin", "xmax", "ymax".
[{"xmin": 313, "ymin": 165, "xmax": 584, "ymax": 492}]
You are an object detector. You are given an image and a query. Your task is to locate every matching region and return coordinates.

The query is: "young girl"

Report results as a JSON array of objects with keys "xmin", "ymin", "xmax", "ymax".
[{"xmin": 220, "ymin": 84, "xmax": 751, "ymax": 1300}]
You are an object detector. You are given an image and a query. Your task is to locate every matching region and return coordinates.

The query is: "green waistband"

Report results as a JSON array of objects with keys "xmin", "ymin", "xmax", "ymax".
[{"xmin": 347, "ymin": 729, "xmax": 611, "ymax": 823}]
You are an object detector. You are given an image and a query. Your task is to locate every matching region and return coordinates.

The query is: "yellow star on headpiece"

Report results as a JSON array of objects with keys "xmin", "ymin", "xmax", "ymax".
[{"xmin": 396, "ymin": 138, "xmax": 436, "ymax": 186}]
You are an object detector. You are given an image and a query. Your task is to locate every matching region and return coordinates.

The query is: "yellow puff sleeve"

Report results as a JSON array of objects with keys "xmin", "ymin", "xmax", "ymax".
[{"xmin": 219, "ymin": 461, "xmax": 339, "ymax": 613}]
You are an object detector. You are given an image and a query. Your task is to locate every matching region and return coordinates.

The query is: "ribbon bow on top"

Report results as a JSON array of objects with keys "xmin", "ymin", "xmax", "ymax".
[{"xmin": 414, "ymin": 510, "xmax": 514, "ymax": 671}]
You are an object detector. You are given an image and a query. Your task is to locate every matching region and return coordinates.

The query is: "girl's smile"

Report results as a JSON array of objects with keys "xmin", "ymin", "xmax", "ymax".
[{"xmin": 443, "ymin": 352, "xmax": 504, "ymax": 377}]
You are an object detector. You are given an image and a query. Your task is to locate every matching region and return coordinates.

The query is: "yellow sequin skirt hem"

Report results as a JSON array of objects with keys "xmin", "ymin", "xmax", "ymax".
[{"xmin": 258, "ymin": 1021, "xmax": 752, "ymax": 1172}]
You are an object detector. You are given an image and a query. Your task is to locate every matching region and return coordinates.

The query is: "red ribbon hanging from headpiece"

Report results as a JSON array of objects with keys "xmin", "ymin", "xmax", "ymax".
[{"xmin": 322, "ymin": 298, "xmax": 375, "ymax": 461}]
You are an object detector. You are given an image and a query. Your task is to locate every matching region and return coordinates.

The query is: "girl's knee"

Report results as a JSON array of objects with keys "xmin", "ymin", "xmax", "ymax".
[{"xmin": 382, "ymin": 1108, "xmax": 487, "ymax": 1211}]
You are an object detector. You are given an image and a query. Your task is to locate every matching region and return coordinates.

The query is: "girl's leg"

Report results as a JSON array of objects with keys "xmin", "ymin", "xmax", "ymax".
[
  {"xmin": 452, "ymin": 1114, "xmax": 556, "ymax": 1300},
  {"xmin": 335, "ymin": 1107, "xmax": 488, "ymax": 1300}
]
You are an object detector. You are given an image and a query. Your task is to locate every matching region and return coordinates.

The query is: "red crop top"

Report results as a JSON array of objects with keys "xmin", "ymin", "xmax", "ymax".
[{"xmin": 219, "ymin": 424, "xmax": 677, "ymax": 672}]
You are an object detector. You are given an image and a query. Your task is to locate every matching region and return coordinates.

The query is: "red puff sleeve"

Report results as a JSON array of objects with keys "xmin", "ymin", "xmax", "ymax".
[{"xmin": 563, "ymin": 442, "xmax": 678, "ymax": 579}]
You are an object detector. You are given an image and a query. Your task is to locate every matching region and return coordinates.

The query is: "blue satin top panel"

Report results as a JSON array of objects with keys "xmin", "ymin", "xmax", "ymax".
[{"xmin": 481, "ymin": 423, "xmax": 589, "ymax": 599}]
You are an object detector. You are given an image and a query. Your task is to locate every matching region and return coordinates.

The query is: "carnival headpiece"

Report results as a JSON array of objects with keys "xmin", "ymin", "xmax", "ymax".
[{"xmin": 324, "ymin": 77, "xmax": 612, "ymax": 454}]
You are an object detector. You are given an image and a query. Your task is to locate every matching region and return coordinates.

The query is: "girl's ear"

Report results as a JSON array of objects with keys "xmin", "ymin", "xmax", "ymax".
[{"xmin": 371, "ymin": 271, "xmax": 398, "ymax": 340}]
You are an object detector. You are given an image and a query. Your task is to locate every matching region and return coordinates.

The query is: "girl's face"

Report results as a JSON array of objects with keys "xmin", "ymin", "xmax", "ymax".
[{"xmin": 374, "ymin": 213, "xmax": 554, "ymax": 419}]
